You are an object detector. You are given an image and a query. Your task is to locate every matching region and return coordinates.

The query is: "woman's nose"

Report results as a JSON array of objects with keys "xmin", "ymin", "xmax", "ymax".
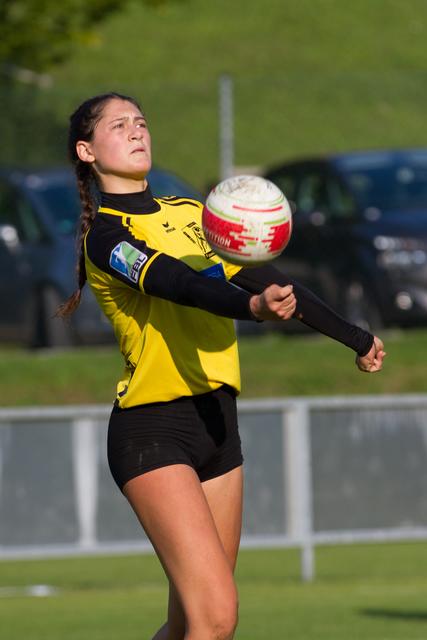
[{"xmin": 130, "ymin": 126, "xmax": 143, "ymax": 140}]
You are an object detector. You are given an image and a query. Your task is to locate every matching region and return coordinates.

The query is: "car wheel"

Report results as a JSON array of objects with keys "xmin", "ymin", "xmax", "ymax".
[
  {"xmin": 36, "ymin": 286, "xmax": 75, "ymax": 348},
  {"xmin": 343, "ymin": 281, "xmax": 383, "ymax": 332}
]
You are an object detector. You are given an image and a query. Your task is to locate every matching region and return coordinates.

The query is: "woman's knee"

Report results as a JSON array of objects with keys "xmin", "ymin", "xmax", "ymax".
[
  {"xmin": 189, "ymin": 586, "xmax": 239, "ymax": 640},
  {"xmin": 212, "ymin": 598, "xmax": 239, "ymax": 640}
]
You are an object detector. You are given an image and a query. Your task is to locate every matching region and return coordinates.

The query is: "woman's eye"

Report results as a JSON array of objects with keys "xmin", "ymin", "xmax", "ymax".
[{"xmin": 113, "ymin": 123, "xmax": 124, "ymax": 129}]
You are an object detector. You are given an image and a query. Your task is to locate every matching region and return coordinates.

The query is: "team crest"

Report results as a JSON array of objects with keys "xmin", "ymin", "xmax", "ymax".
[{"xmin": 110, "ymin": 241, "xmax": 148, "ymax": 283}]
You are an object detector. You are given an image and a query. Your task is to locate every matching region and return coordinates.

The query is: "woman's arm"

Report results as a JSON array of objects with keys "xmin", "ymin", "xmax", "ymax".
[
  {"xmin": 143, "ymin": 253, "xmax": 296, "ymax": 321},
  {"xmin": 230, "ymin": 264, "xmax": 375, "ymax": 357}
]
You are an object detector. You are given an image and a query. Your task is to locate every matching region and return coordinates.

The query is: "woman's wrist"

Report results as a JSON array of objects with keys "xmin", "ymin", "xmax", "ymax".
[{"xmin": 249, "ymin": 294, "xmax": 262, "ymax": 320}]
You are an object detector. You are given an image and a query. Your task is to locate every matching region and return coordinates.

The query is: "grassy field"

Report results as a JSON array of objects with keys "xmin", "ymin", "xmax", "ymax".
[
  {"xmin": 2, "ymin": 327, "xmax": 426, "ymax": 407},
  {"xmin": 9, "ymin": 0, "xmax": 427, "ymax": 190},
  {"xmin": 1, "ymin": 543, "xmax": 427, "ymax": 639}
]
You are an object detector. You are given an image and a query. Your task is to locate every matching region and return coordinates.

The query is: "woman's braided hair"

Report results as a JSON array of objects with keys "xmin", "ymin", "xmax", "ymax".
[{"xmin": 57, "ymin": 92, "xmax": 142, "ymax": 317}]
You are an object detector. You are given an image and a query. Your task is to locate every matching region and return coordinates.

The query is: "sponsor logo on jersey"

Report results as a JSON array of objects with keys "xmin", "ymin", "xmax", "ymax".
[
  {"xmin": 199, "ymin": 263, "xmax": 226, "ymax": 280},
  {"xmin": 181, "ymin": 221, "xmax": 216, "ymax": 259},
  {"xmin": 110, "ymin": 241, "xmax": 148, "ymax": 283}
]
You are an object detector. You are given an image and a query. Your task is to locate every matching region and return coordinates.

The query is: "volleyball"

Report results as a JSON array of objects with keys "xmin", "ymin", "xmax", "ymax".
[{"xmin": 202, "ymin": 175, "xmax": 292, "ymax": 265}]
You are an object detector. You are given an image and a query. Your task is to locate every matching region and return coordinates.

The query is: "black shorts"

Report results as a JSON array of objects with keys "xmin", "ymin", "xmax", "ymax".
[{"xmin": 107, "ymin": 384, "xmax": 243, "ymax": 491}]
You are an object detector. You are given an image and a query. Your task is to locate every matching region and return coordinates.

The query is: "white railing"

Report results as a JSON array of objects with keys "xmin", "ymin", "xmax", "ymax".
[{"xmin": 1, "ymin": 394, "xmax": 427, "ymax": 581}]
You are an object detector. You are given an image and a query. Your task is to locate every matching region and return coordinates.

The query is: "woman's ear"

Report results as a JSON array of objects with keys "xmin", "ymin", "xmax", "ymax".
[{"xmin": 76, "ymin": 141, "xmax": 95, "ymax": 164}]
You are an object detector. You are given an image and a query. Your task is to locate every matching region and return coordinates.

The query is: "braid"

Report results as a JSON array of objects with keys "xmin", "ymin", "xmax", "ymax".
[
  {"xmin": 56, "ymin": 162, "xmax": 97, "ymax": 318},
  {"xmin": 75, "ymin": 160, "xmax": 97, "ymax": 290}
]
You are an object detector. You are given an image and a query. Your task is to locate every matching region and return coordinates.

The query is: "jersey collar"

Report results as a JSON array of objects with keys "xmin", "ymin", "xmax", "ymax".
[{"xmin": 99, "ymin": 183, "xmax": 161, "ymax": 214}]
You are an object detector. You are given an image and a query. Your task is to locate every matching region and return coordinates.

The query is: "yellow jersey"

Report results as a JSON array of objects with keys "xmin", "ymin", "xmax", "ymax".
[{"xmin": 84, "ymin": 188, "xmax": 244, "ymax": 408}]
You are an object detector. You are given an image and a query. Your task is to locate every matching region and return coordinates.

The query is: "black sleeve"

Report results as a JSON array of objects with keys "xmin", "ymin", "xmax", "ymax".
[
  {"xmin": 144, "ymin": 253, "xmax": 256, "ymax": 321},
  {"xmin": 230, "ymin": 264, "xmax": 374, "ymax": 356}
]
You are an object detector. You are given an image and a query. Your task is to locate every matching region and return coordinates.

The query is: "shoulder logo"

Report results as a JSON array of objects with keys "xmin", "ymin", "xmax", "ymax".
[{"xmin": 110, "ymin": 241, "xmax": 148, "ymax": 283}]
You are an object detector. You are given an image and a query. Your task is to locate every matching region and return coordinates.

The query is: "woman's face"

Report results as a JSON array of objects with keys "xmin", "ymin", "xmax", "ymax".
[{"xmin": 77, "ymin": 98, "xmax": 152, "ymax": 192}]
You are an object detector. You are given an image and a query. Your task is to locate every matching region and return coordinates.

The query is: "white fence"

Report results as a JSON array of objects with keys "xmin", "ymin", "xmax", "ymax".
[{"xmin": 1, "ymin": 395, "xmax": 427, "ymax": 581}]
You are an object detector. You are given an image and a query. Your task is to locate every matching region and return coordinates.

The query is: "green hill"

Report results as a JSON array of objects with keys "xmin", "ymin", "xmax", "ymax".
[{"xmin": 6, "ymin": 0, "xmax": 427, "ymax": 190}]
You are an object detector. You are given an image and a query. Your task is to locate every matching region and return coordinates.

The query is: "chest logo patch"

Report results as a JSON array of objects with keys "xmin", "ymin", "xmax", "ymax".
[
  {"xmin": 181, "ymin": 221, "xmax": 215, "ymax": 259},
  {"xmin": 110, "ymin": 241, "xmax": 148, "ymax": 283}
]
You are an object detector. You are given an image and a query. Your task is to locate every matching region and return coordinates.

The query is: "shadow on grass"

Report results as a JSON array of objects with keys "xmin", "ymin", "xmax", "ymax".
[{"xmin": 360, "ymin": 608, "xmax": 427, "ymax": 622}]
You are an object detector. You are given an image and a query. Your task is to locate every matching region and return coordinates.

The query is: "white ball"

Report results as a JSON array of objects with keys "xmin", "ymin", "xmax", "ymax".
[{"xmin": 202, "ymin": 175, "xmax": 292, "ymax": 265}]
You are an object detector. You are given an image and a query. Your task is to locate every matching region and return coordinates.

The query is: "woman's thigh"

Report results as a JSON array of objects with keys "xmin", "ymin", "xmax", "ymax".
[
  {"xmin": 201, "ymin": 465, "xmax": 243, "ymax": 569},
  {"xmin": 123, "ymin": 464, "xmax": 239, "ymax": 626}
]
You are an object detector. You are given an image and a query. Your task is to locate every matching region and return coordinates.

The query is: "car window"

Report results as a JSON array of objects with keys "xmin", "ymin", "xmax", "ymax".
[
  {"xmin": 295, "ymin": 172, "xmax": 356, "ymax": 222},
  {"xmin": 338, "ymin": 154, "xmax": 427, "ymax": 211},
  {"xmin": 0, "ymin": 181, "xmax": 43, "ymax": 242},
  {"xmin": 297, "ymin": 173, "xmax": 330, "ymax": 214},
  {"xmin": 266, "ymin": 171, "xmax": 297, "ymax": 201},
  {"xmin": 34, "ymin": 182, "xmax": 81, "ymax": 235},
  {"xmin": 327, "ymin": 177, "xmax": 356, "ymax": 219},
  {"xmin": 0, "ymin": 182, "xmax": 19, "ymax": 227}
]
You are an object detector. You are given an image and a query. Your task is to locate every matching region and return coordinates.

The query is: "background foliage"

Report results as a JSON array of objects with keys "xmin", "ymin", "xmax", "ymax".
[
  {"xmin": 0, "ymin": 0, "xmax": 172, "ymax": 72},
  {"xmin": 1, "ymin": 0, "xmax": 427, "ymax": 190},
  {"xmin": 0, "ymin": 0, "xmax": 129, "ymax": 72}
]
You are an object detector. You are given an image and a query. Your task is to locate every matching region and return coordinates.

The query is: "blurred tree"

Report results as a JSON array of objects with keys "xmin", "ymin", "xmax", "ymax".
[
  {"xmin": 0, "ymin": 84, "xmax": 66, "ymax": 166},
  {"xmin": 0, "ymin": 0, "xmax": 167, "ymax": 75},
  {"xmin": 0, "ymin": 0, "xmax": 174, "ymax": 168}
]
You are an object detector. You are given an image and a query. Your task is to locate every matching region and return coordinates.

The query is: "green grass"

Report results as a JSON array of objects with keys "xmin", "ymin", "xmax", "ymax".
[
  {"xmin": 238, "ymin": 328, "xmax": 427, "ymax": 398},
  {"xmin": 8, "ymin": 0, "xmax": 427, "ymax": 190},
  {"xmin": 1, "ymin": 543, "xmax": 427, "ymax": 639},
  {"xmin": 1, "ymin": 328, "xmax": 426, "ymax": 407},
  {"xmin": 1, "ymin": 345, "xmax": 122, "ymax": 406}
]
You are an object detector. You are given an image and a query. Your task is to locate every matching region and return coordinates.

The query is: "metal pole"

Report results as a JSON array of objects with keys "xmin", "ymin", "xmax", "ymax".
[
  {"xmin": 283, "ymin": 401, "xmax": 315, "ymax": 581},
  {"xmin": 72, "ymin": 419, "xmax": 98, "ymax": 549},
  {"xmin": 218, "ymin": 73, "xmax": 234, "ymax": 181}
]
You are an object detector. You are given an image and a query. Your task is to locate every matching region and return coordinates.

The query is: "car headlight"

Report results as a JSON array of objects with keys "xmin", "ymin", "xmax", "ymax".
[{"xmin": 374, "ymin": 235, "xmax": 427, "ymax": 269}]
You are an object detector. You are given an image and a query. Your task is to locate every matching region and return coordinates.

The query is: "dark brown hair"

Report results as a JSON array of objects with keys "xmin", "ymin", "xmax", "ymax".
[{"xmin": 57, "ymin": 92, "xmax": 142, "ymax": 317}]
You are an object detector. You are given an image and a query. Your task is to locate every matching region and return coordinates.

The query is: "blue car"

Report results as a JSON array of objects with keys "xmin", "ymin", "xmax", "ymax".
[
  {"xmin": 0, "ymin": 166, "xmax": 202, "ymax": 347},
  {"xmin": 264, "ymin": 149, "xmax": 427, "ymax": 330}
]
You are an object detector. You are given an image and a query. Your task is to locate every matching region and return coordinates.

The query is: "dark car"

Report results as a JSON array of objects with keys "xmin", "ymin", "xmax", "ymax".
[
  {"xmin": 263, "ymin": 149, "xmax": 427, "ymax": 330},
  {"xmin": 0, "ymin": 166, "xmax": 201, "ymax": 347}
]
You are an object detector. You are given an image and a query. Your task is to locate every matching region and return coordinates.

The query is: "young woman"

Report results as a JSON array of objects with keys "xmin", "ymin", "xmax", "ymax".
[{"xmin": 59, "ymin": 92, "xmax": 385, "ymax": 640}]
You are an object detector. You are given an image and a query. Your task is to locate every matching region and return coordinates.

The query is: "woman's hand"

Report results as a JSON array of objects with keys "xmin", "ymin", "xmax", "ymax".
[
  {"xmin": 249, "ymin": 284, "xmax": 297, "ymax": 321},
  {"xmin": 355, "ymin": 335, "xmax": 386, "ymax": 373}
]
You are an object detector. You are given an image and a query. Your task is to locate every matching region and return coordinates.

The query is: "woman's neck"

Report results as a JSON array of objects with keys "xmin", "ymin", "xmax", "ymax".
[{"xmin": 98, "ymin": 175, "xmax": 148, "ymax": 194}]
